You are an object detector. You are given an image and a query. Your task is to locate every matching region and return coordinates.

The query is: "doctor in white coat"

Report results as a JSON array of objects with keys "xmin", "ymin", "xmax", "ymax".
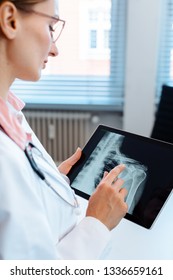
[{"xmin": 0, "ymin": 0, "xmax": 128, "ymax": 259}]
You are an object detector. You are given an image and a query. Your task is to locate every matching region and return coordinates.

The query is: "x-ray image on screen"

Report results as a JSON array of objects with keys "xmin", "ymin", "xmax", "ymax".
[
  {"xmin": 71, "ymin": 131, "xmax": 148, "ymax": 214},
  {"xmin": 69, "ymin": 125, "xmax": 173, "ymax": 228}
]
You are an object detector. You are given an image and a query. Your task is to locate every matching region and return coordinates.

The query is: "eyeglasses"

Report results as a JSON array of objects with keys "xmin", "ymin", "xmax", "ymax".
[
  {"xmin": 18, "ymin": 8, "xmax": 65, "ymax": 43},
  {"xmin": 31, "ymin": 10, "xmax": 65, "ymax": 43}
]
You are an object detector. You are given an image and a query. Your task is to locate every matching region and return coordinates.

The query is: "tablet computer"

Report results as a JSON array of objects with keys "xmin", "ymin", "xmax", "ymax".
[{"xmin": 68, "ymin": 125, "xmax": 173, "ymax": 229}]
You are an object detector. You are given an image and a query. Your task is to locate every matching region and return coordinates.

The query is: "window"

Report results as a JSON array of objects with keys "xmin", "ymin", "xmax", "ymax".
[
  {"xmin": 84, "ymin": 5, "xmax": 111, "ymax": 58},
  {"xmin": 11, "ymin": 0, "xmax": 127, "ymax": 110},
  {"xmin": 90, "ymin": 30, "xmax": 97, "ymax": 48},
  {"xmin": 156, "ymin": 0, "xmax": 173, "ymax": 101},
  {"xmin": 104, "ymin": 30, "xmax": 110, "ymax": 49}
]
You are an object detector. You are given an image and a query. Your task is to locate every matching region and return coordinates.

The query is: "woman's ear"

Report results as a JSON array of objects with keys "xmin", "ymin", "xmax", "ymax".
[{"xmin": 0, "ymin": 2, "xmax": 18, "ymax": 39}]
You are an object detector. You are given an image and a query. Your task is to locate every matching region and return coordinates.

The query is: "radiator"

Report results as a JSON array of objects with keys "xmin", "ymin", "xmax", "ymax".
[{"xmin": 24, "ymin": 110, "xmax": 91, "ymax": 164}]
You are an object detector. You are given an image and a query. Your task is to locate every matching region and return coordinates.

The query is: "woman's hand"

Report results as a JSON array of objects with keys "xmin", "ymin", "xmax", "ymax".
[
  {"xmin": 86, "ymin": 164, "xmax": 128, "ymax": 231},
  {"xmin": 58, "ymin": 147, "xmax": 82, "ymax": 175}
]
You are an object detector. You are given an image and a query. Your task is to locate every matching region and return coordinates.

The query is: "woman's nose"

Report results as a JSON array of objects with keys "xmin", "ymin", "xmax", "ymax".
[{"xmin": 49, "ymin": 42, "xmax": 59, "ymax": 57}]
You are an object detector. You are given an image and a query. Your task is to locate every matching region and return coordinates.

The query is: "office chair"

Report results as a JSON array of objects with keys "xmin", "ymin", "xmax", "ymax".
[{"xmin": 151, "ymin": 84, "xmax": 173, "ymax": 143}]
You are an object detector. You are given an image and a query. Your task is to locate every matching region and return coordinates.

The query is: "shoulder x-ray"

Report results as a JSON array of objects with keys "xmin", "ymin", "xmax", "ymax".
[{"xmin": 71, "ymin": 131, "xmax": 148, "ymax": 214}]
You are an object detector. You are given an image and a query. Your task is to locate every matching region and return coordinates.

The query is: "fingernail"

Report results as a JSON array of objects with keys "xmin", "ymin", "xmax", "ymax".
[
  {"xmin": 76, "ymin": 147, "xmax": 81, "ymax": 152},
  {"xmin": 119, "ymin": 164, "xmax": 125, "ymax": 168}
]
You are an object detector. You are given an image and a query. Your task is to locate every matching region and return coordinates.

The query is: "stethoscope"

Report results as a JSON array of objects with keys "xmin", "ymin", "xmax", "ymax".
[
  {"xmin": 0, "ymin": 124, "xmax": 80, "ymax": 212},
  {"xmin": 24, "ymin": 141, "xmax": 80, "ymax": 211}
]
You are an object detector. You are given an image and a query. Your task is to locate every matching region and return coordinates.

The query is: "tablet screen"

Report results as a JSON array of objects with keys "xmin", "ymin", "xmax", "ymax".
[{"xmin": 68, "ymin": 125, "xmax": 173, "ymax": 229}]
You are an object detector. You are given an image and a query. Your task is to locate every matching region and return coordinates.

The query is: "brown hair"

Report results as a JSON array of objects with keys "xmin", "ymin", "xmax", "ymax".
[{"xmin": 0, "ymin": 0, "xmax": 47, "ymax": 10}]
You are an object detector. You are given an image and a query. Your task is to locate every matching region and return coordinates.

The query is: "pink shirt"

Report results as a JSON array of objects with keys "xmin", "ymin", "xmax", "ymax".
[{"xmin": 0, "ymin": 92, "xmax": 31, "ymax": 150}]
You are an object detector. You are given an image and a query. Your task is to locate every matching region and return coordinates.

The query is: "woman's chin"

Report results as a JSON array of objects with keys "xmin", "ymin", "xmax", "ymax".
[{"xmin": 19, "ymin": 71, "xmax": 42, "ymax": 82}]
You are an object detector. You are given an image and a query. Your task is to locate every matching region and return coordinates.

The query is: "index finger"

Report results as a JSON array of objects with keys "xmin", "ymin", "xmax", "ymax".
[{"xmin": 102, "ymin": 164, "xmax": 125, "ymax": 185}]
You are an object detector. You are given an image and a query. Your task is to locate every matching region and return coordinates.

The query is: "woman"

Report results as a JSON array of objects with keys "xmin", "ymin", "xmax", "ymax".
[{"xmin": 0, "ymin": 0, "xmax": 128, "ymax": 259}]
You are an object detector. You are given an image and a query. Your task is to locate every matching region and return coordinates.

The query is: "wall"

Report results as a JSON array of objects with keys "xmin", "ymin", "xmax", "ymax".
[
  {"xmin": 123, "ymin": 0, "xmax": 162, "ymax": 137},
  {"xmin": 89, "ymin": 111, "xmax": 123, "ymax": 136}
]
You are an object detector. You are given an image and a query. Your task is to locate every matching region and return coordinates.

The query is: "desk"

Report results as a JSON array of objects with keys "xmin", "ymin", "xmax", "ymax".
[{"xmin": 77, "ymin": 192, "xmax": 173, "ymax": 259}]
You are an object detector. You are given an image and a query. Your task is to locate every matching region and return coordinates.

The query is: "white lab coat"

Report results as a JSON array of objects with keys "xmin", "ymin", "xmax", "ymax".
[{"xmin": 0, "ymin": 107, "xmax": 111, "ymax": 260}]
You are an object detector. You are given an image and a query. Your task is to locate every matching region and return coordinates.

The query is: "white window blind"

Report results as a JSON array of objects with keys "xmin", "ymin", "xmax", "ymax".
[
  {"xmin": 157, "ymin": 0, "xmax": 173, "ymax": 100},
  {"xmin": 11, "ymin": 0, "xmax": 127, "ymax": 110}
]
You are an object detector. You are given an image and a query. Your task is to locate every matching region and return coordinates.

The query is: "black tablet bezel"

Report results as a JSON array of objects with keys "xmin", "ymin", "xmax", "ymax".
[{"xmin": 68, "ymin": 125, "xmax": 173, "ymax": 229}]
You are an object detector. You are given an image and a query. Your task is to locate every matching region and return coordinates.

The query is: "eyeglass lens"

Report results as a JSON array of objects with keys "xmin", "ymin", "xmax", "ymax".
[{"xmin": 52, "ymin": 21, "xmax": 65, "ymax": 42}]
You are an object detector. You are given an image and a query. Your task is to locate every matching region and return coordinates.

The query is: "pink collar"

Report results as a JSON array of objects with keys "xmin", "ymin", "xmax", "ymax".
[
  {"xmin": 7, "ymin": 91, "xmax": 25, "ymax": 111},
  {"xmin": 0, "ymin": 92, "xmax": 30, "ymax": 150}
]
